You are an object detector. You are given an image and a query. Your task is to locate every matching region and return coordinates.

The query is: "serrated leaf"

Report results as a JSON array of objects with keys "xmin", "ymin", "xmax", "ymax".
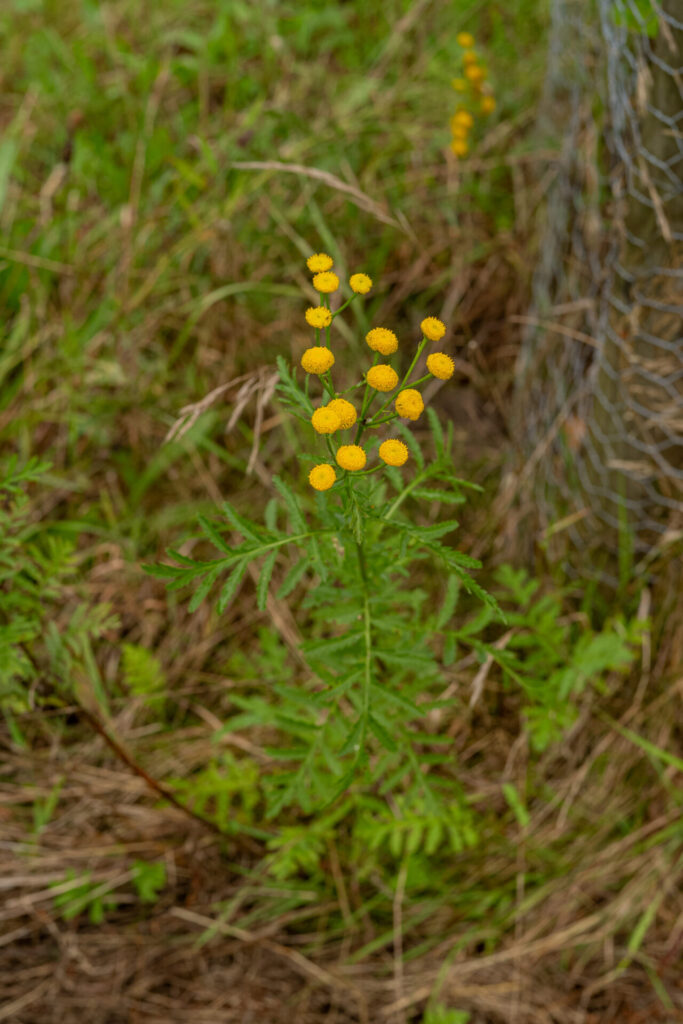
[
  {"xmin": 340, "ymin": 715, "xmax": 364, "ymax": 756},
  {"xmin": 303, "ymin": 631, "xmax": 362, "ymax": 659},
  {"xmin": 272, "ymin": 475, "xmax": 306, "ymax": 532},
  {"xmin": 276, "ymin": 557, "xmax": 309, "ymax": 599},
  {"xmin": 368, "ymin": 714, "xmax": 397, "ymax": 752},
  {"xmin": 412, "ymin": 488, "xmax": 465, "ymax": 505},
  {"xmin": 369, "ymin": 682, "xmax": 421, "ymax": 717},
  {"xmin": 264, "ymin": 498, "xmax": 278, "ymax": 532},
  {"xmin": 256, "ymin": 549, "xmax": 278, "ymax": 611},
  {"xmin": 443, "ymin": 631, "xmax": 457, "ymax": 666},
  {"xmin": 405, "ymin": 823, "xmax": 423, "ymax": 855},
  {"xmin": 308, "ymin": 535, "xmax": 329, "ymax": 581},
  {"xmin": 426, "ymin": 406, "xmax": 445, "ymax": 457},
  {"xmin": 436, "ymin": 574, "xmax": 461, "ymax": 630},
  {"xmin": 188, "ymin": 566, "xmax": 222, "ymax": 612},
  {"xmin": 198, "ymin": 515, "xmax": 233, "ymax": 555},
  {"xmin": 217, "ymin": 560, "xmax": 248, "ymax": 612}
]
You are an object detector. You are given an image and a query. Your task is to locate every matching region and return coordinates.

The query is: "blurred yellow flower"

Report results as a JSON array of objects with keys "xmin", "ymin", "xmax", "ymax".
[
  {"xmin": 452, "ymin": 110, "xmax": 474, "ymax": 129},
  {"xmin": 395, "ymin": 389, "xmax": 424, "ymax": 421},
  {"xmin": 420, "ymin": 317, "xmax": 446, "ymax": 341},
  {"xmin": 451, "ymin": 138, "xmax": 469, "ymax": 157},
  {"xmin": 457, "ymin": 31, "xmax": 475, "ymax": 47},
  {"xmin": 308, "ymin": 464, "xmax": 336, "ymax": 491},
  {"xmin": 350, "ymin": 273, "xmax": 372, "ymax": 294},
  {"xmin": 379, "ymin": 439, "xmax": 409, "ymax": 467},
  {"xmin": 326, "ymin": 398, "xmax": 357, "ymax": 429},
  {"xmin": 480, "ymin": 94, "xmax": 496, "ymax": 114},
  {"xmin": 465, "ymin": 64, "xmax": 485, "ymax": 84},
  {"xmin": 311, "ymin": 406, "xmax": 341, "ymax": 434},
  {"xmin": 426, "ymin": 353, "xmax": 455, "ymax": 380},
  {"xmin": 366, "ymin": 327, "xmax": 398, "ymax": 355},
  {"xmin": 463, "ymin": 50, "xmax": 478, "ymax": 65},
  {"xmin": 305, "ymin": 306, "xmax": 332, "ymax": 329},
  {"xmin": 307, "ymin": 253, "xmax": 334, "ymax": 272},
  {"xmin": 367, "ymin": 365, "xmax": 399, "ymax": 392},
  {"xmin": 451, "ymin": 77, "xmax": 467, "ymax": 92},
  {"xmin": 336, "ymin": 445, "xmax": 367, "ymax": 471},
  {"xmin": 313, "ymin": 271, "xmax": 340, "ymax": 293},
  {"xmin": 301, "ymin": 346, "xmax": 335, "ymax": 374}
]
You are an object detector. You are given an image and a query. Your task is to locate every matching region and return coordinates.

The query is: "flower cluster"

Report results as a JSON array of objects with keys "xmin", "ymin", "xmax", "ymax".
[
  {"xmin": 296, "ymin": 254, "xmax": 456, "ymax": 490},
  {"xmin": 449, "ymin": 31, "xmax": 496, "ymax": 157}
]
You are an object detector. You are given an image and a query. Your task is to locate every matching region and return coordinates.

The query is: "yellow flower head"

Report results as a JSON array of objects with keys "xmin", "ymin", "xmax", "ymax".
[
  {"xmin": 336, "ymin": 445, "xmax": 367, "ymax": 471},
  {"xmin": 457, "ymin": 31, "xmax": 475, "ymax": 47},
  {"xmin": 307, "ymin": 253, "xmax": 334, "ymax": 273},
  {"xmin": 420, "ymin": 316, "xmax": 446, "ymax": 341},
  {"xmin": 301, "ymin": 346, "xmax": 335, "ymax": 374},
  {"xmin": 311, "ymin": 406, "xmax": 341, "ymax": 435},
  {"xmin": 464, "ymin": 64, "xmax": 485, "ymax": 84},
  {"xmin": 313, "ymin": 271, "xmax": 340, "ymax": 294},
  {"xmin": 379, "ymin": 439, "xmax": 409, "ymax": 467},
  {"xmin": 350, "ymin": 273, "xmax": 372, "ymax": 294},
  {"xmin": 308, "ymin": 464, "xmax": 336, "ymax": 491},
  {"xmin": 427, "ymin": 352, "xmax": 455, "ymax": 380},
  {"xmin": 305, "ymin": 306, "xmax": 333, "ymax": 329},
  {"xmin": 366, "ymin": 326, "xmax": 398, "ymax": 355},
  {"xmin": 463, "ymin": 50, "xmax": 478, "ymax": 65},
  {"xmin": 452, "ymin": 110, "xmax": 474, "ymax": 130},
  {"xmin": 451, "ymin": 77, "xmax": 467, "ymax": 92},
  {"xmin": 395, "ymin": 389, "xmax": 424, "ymax": 421},
  {"xmin": 450, "ymin": 138, "xmax": 469, "ymax": 157},
  {"xmin": 366, "ymin": 364, "xmax": 399, "ymax": 392},
  {"xmin": 326, "ymin": 398, "xmax": 357, "ymax": 429},
  {"xmin": 480, "ymin": 94, "xmax": 496, "ymax": 114}
]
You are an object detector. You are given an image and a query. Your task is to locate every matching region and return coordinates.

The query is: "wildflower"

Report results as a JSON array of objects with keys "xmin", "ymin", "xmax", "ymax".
[
  {"xmin": 463, "ymin": 50, "xmax": 478, "ymax": 65},
  {"xmin": 326, "ymin": 398, "xmax": 357, "ymax": 429},
  {"xmin": 336, "ymin": 445, "xmax": 367, "ymax": 471},
  {"xmin": 379, "ymin": 439, "xmax": 409, "ymax": 467},
  {"xmin": 350, "ymin": 273, "xmax": 372, "ymax": 294},
  {"xmin": 305, "ymin": 306, "xmax": 333, "ymax": 329},
  {"xmin": 457, "ymin": 31, "xmax": 475, "ymax": 47},
  {"xmin": 420, "ymin": 317, "xmax": 446, "ymax": 341},
  {"xmin": 450, "ymin": 138, "xmax": 469, "ymax": 157},
  {"xmin": 395, "ymin": 389, "xmax": 424, "ymax": 421},
  {"xmin": 480, "ymin": 94, "xmax": 496, "ymax": 114},
  {"xmin": 307, "ymin": 253, "xmax": 334, "ymax": 272},
  {"xmin": 451, "ymin": 78, "xmax": 467, "ymax": 92},
  {"xmin": 366, "ymin": 327, "xmax": 398, "ymax": 355},
  {"xmin": 309, "ymin": 464, "xmax": 336, "ymax": 491},
  {"xmin": 313, "ymin": 271, "xmax": 340, "ymax": 294},
  {"xmin": 464, "ymin": 64, "xmax": 485, "ymax": 84},
  {"xmin": 366, "ymin": 365, "xmax": 399, "ymax": 392},
  {"xmin": 311, "ymin": 406, "xmax": 342, "ymax": 434},
  {"xmin": 427, "ymin": 352, "xmax": 455, "ymax": 380},
  {"xmin": 301, "ymin": 346, "xmax": 335, "ymax": 374},
  {"xmin": 452, "ymin": 110, "xmax": 474, "ymax": 130}
]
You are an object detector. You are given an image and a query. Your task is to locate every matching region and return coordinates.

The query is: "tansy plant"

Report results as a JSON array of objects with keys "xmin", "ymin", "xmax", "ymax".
[
  {"xmin": 449, "ymin": 31, "xmax": 496, "ymax": 158},
  {"xmin": 149, "ymin": 252, "xmax": 502, "ymax": 820}
]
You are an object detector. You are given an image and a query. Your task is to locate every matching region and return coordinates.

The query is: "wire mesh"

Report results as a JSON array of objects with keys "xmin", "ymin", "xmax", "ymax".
[{"xmin": 515, "ymin": 0, "xmax": 683, "ymax": 582}]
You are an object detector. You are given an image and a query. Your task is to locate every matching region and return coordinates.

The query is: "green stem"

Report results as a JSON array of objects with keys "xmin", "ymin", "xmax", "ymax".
[
  {"xmin": 354, "ymin": 354, "xmax": 380, "ymax": 444},
  {"xmin": 332, "ymin": 294, "xmax": 357, "ymax": 317},
  {"xmin": 369, "ymin": 370, "xmax": 432, "ymax": 424},
  {"xmin": 357, "ymin": 540, "xmax": 372, "ymax": 720}
]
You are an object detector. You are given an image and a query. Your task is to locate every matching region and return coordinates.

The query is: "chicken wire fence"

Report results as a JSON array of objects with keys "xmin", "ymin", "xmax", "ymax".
[{"xmin": 515, "ymin": 0, "xmax": 683, "ymax": 584}]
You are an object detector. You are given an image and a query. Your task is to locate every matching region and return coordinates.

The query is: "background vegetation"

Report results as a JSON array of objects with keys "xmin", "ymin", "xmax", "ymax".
[{"xmin": 1, "ymin": 1, "xmax": 681, "ymax": 1022}]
